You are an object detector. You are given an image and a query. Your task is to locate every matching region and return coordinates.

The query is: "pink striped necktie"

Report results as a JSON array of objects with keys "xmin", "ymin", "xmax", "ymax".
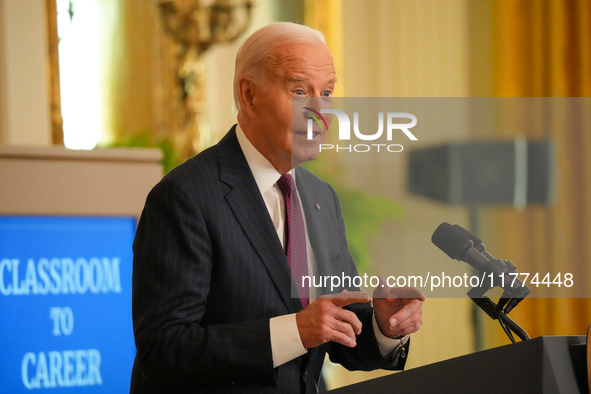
[{"xmin": 277, "ymin": 174, "xmax": 309, "ymax": 308}]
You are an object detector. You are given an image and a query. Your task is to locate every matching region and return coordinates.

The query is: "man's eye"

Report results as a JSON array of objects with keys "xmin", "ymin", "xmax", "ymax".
[
  {"xmin": 323, "ymin": 91, "xmax": 332, "ymax": 97},
  {"xmin": 295, "ymin": 89, "xmax": 304, "ymax": 95}
]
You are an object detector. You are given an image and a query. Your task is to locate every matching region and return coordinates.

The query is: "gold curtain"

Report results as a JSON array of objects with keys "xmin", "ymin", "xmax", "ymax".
[
  {"xmin": 303, "ymin": 0, "xmax": 344, "ymax": 97},
  {"xmin": 485, "ymin": 0, "xmax": 591, "ymax": 347},
  {"xmin": 107, "ymin": 0, "xmax": 170, "ymax": 143}
]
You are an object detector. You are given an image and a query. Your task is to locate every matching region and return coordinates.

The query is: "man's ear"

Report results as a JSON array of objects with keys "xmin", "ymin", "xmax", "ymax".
[{"xmin": 238, "ymin": 77, "xmax": 257, "ymax": 116}]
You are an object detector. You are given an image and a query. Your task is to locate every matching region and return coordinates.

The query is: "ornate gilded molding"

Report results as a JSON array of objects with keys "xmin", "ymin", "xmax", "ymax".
[
  {"xmin": 157, "ymin": 0, "xmax": 252, "ymax": 161},
  {"xmin": 46, "ymin": 0, "xmax": 64, "ymax": 145}
]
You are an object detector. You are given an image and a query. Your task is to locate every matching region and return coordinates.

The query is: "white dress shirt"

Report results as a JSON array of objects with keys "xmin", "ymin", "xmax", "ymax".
[{"xmin": 235, "ymin": 124, "xmax": 404, "ymax": 368}]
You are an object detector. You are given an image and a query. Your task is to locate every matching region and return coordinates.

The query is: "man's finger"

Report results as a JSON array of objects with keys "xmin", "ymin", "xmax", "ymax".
[
  {"xmin": 390, "ymin": 315, "xmax": 424, "ymax": 336},
  {"xmin": 391, "ymin": 286, "xmax": 426, "ymax": 301},
  {"xmin": 375, "ymin": 285, "xmax": 426, "ymax": 301},
  {"xmin": 322, "ymin": 290, "xmax": 370, "ymax": 307},
  {"xmin": 330, "ymin": 319, "xmax": 357, "ymax": 342},
  {"xmin": 373, "ymin": 277, "xmax": 427, "ymax": 300},
  {"xmin": 329, "ymin": 328, "xmax": 357, "ymax": 348},
  {"xmin": 390, "ymin": 308, "xmax": 422, "ymax": 329},
  {"xmin": 329, "ymin": 296, "xmax": 371, "ymax": 308},
  {"xmin": 390, "ymin": 299, "xmax": 423, "ymax": 326},
  {"xmin": 373, "ymin": 276, "xmax": 391, "ymax": 298},
  {"xmin": 333, "ymin": 308, "xmax": 363, "ymax": 335}
]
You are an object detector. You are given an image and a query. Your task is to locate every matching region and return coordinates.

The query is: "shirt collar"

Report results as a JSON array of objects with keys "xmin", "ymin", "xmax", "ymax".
[{"xmin": 235, "ymin": 123, "xmax": 294, "ymax": 195}]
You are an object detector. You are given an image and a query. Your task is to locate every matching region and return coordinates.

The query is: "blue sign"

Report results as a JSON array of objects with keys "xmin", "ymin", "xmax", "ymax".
[{"xmin": 0, "ymin": 216, "xmax": 136, "ymax": 392}]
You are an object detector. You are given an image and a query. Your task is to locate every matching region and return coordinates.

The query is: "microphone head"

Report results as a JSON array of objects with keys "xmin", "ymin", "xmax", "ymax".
[
  {"xmin": 452, "ymin": 224, "xmax": 483, "ymax": 249},
  {"xmin": 432, "ymin": 222, "xmax": 474, "ymax": 260}
]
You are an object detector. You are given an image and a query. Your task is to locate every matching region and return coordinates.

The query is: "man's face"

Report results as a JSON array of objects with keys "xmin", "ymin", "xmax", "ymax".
[{"xmin": 246, "ymin": 42, "xmax": 336, "ymax": 173}]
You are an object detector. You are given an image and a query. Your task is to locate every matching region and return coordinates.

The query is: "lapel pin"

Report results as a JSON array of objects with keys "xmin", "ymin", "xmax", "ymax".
[{"xmin": 315, "ymin": 203, "xmax": 320, "ymax": 210}]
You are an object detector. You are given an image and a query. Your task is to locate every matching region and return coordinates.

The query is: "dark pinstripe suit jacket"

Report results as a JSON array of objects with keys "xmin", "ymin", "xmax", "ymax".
[{"xmin": 130, "ymin": 126, "xmax": 406, "ymax": 393}]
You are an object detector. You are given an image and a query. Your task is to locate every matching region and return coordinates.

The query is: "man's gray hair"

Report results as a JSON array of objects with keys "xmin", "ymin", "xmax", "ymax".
[{"xmin": 233, "ymin": 22, "xmax": 326, "ymax": 113}]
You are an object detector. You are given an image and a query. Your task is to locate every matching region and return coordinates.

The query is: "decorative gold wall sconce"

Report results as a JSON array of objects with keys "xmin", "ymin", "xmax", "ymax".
[{"xmin": 158, "ymin": 0, "xmax": 252, "ymax": 161}]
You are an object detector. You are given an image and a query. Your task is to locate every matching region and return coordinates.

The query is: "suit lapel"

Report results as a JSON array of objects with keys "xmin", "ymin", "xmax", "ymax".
[
  {"xmin": 296, "ymin": 167, "xmax": 330, "ymax": 278},
  {"xmin": 217, "ymin": 127, "xmax": 303, "ymax": 314}
]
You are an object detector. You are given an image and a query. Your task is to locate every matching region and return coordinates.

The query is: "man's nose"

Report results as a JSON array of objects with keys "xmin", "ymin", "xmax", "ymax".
[{"xmin": 303, "ymin": 96, "xmax": 329, "ymax": 112}]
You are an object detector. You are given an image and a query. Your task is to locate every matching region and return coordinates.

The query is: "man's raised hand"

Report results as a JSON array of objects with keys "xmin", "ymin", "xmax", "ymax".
[
  {"xmin": 296, "ymin": 291, "xmax": 370, "ymax": 349},
  {"xmin": 372, "ymin": 276, "xmax": 425, "ymax": 338}
]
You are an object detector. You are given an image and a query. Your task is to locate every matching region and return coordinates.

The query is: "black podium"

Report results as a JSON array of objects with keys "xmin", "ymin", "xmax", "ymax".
[{"xmin": 328, "ymin": 336, "xmax": 587, "ymax": 394}]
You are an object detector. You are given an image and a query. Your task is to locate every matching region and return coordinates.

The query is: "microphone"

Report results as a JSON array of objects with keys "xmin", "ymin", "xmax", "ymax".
[
  {"xmin": 432, "ymin": 222, "xmax": 531, "ymax": 342},
  {"xmin": 431, "ymin": 222, "xmax": 490, "ymax": 271},
  {"xmin": 451, "ymin": 224, "xmax": 495, "ymax": 260},
  {"xmin": 432, "ymin": 222, "xmax": 530, "ymax": 299}
]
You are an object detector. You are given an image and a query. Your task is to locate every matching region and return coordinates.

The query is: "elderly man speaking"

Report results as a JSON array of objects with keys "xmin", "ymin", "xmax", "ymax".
[{"xmin": 130, "ymin": 22, "xmax": 424, "ymax": 393}]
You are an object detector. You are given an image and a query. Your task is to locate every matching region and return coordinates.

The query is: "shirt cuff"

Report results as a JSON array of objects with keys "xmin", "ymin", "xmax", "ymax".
[
  {"xmin": 372, "ymin": 312, "xmax": 409, "ymax": 359},
  {"xmin": 270, "ymin": 314, "xmax": 307, "ymax": 367}
]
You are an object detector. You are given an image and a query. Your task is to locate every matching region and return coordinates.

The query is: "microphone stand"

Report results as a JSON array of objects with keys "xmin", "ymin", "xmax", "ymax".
[
  {"xmin": 498, "ymin": 312, "xmax": 530, "ymax": 342},
  {"xmin": 467, "ymin": 279, "xmax": 531, "ymax": 343}
]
